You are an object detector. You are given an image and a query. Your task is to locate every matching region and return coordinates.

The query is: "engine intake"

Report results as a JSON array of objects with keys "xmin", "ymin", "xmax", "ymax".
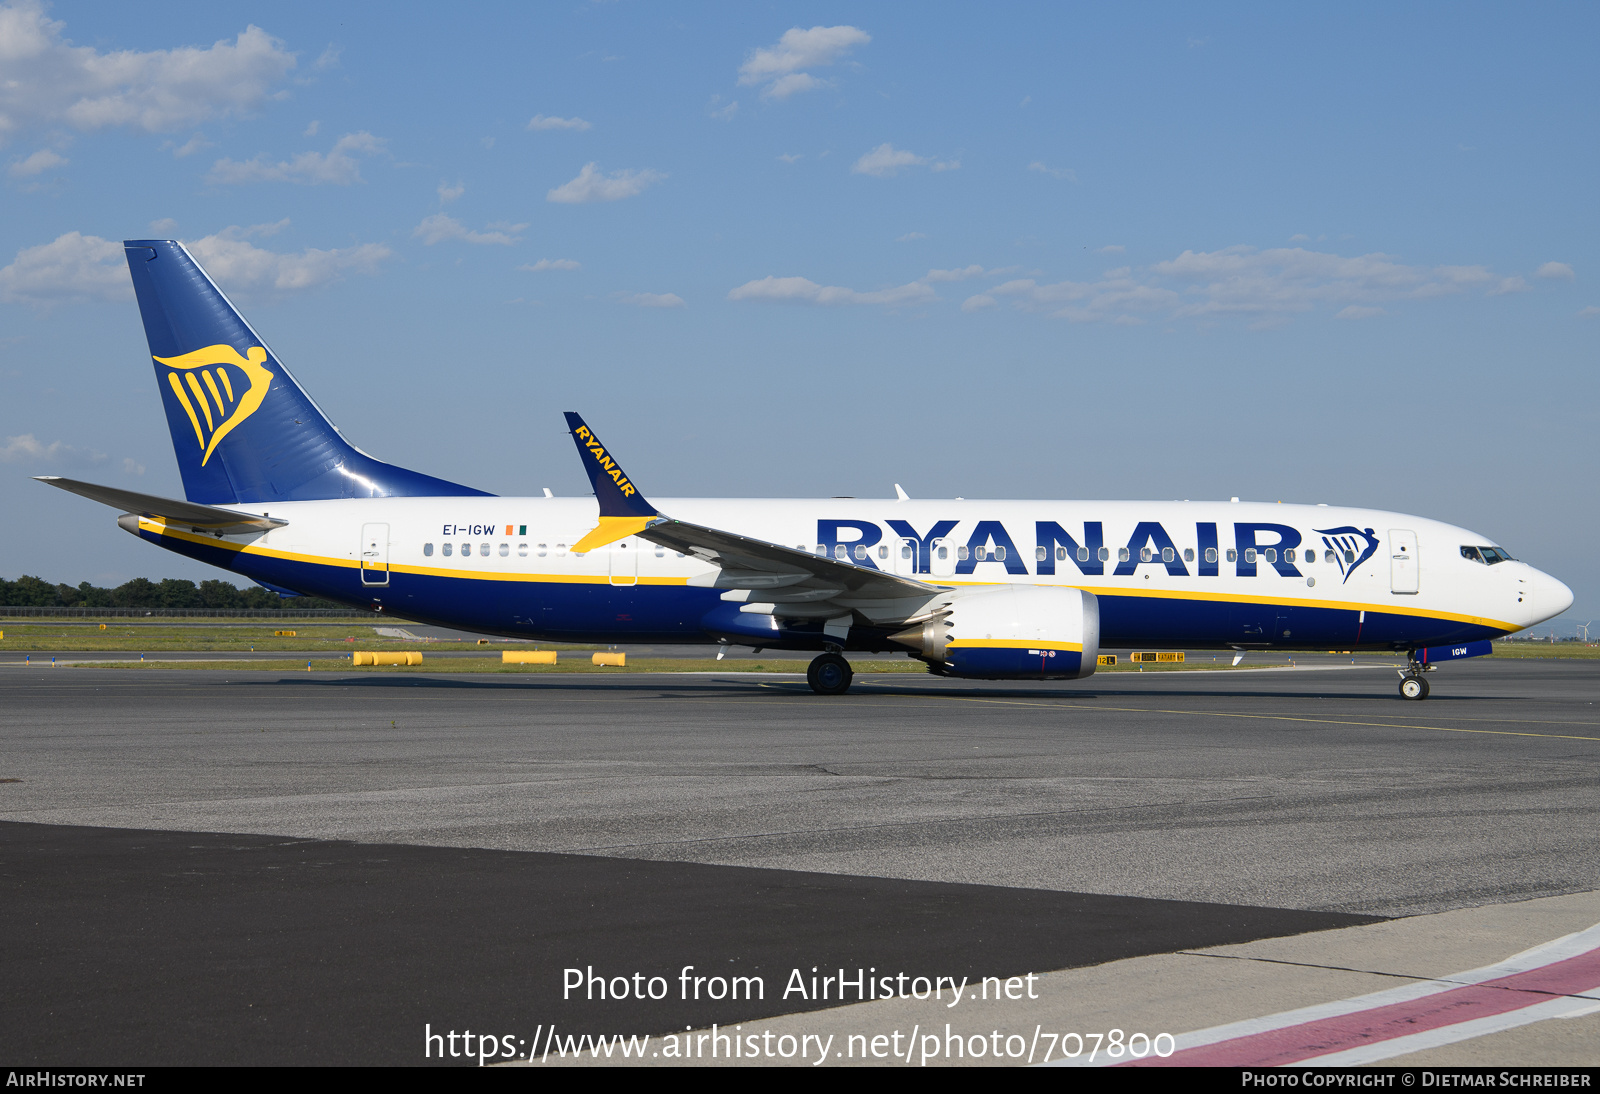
[{"xmin": 890, "ymin": 585, "xmax": 1099, "ymax": 681}]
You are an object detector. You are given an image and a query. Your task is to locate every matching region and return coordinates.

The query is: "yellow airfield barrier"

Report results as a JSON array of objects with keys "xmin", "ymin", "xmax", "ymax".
[
  {"xmin": 1131, "ymin": 651, "xmax": 1184, "ymax": 664},
  {"xmin": 274, "ymin": 630, "xmax": 296, "ymax": 637},
  {"xmin": 591, "ymin": 652, "xmax": 626, "ymax": 667},
  {"xmin": 502, "ymin": 650, "xmax": 558, "ymax": 665},
  {"xmin": 99, "ymin": 623, "xmax": 108, "ymax": 630},
  {"xmin": 353, "ymin": 651, "xmax": 423, "ymax": 666},
  {"xmin": 1097, "ymin": 654, "xmax": 1118, "ymax": 666}
]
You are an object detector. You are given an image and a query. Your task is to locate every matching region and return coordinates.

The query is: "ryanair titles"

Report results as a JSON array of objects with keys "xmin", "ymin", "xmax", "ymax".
[{"xmin": 817, "ymin": 519, "xmax": 1380, "ymax": 582}]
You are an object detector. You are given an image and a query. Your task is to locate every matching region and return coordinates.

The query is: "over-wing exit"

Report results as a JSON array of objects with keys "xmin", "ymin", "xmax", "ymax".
[{"xmin": 36, "ymin": 240, "xmax": 1573, "ymax": 698}]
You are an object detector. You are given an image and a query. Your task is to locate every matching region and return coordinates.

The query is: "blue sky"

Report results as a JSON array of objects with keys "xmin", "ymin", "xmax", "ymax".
[{"xmin": 1, "ymin": 2, "xmax": 1595, "ymax": 632}]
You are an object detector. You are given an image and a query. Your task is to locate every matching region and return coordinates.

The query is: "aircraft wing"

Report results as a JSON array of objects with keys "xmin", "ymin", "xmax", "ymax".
[
  {"xmin": 562, "ymin": 413, "xmax": 941, "ymax": 621},
  {"xmin": 35, "ymin": 476, "xmax": 287, "ymax": 534}
]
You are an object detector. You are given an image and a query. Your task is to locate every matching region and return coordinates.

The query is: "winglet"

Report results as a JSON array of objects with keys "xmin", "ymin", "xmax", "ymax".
[{"xmin": 564, "ymin": 412, "xmax": 659, "ymax": 553}]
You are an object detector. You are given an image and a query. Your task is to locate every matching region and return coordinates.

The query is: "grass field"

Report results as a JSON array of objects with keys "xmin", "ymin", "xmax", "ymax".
[{"xmin": 3, "ymin": 619, "xmax": 1593, "ymax": 669}]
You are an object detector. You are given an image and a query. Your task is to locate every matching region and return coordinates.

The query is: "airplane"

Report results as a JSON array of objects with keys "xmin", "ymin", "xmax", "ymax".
[{"xmin": 34, "ymin": 239, "xmax": 1574, "ymax": 699}]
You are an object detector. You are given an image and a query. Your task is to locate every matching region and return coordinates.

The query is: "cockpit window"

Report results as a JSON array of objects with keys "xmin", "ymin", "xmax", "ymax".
[
  {"xmin": 1460, "ymin": 546, "xmax": 1482, "ymax": 563},
  {"xmin": 1462, "ymin": 545, "xmax": 1513, "ymax": 565}
]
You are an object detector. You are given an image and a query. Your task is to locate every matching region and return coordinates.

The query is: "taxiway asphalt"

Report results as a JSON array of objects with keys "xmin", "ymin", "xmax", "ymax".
[{"xmin": 2, "ymin": 658, "xmax": 1596, "ymax": 1064}]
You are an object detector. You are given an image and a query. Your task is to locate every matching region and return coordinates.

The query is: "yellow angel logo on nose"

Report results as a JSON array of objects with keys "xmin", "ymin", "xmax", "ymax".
[{"xmin": 154, "ymin": 344, "xmax": 275, "ymax": 466}]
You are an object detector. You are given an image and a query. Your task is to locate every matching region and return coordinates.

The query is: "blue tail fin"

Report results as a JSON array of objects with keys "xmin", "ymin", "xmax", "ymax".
[{"xmin": 123, "ymin": 239, "xmax": 490, "ymax": 504}]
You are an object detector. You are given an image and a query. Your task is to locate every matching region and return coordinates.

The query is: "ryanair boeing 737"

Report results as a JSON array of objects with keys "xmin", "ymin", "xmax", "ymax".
[{"xmin": 36, "ymin": 240, "xmax": 1574, "ymax": 698}]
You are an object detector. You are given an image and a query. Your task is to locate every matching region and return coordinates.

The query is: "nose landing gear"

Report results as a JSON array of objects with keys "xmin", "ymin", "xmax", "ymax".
[
  {"xmin": 807, "ymin": 653, "xmax": 854, "ymax": 695},
  {"xmin": 1398, "ymin": 651, "xmax": 1432, "ymax": 700}
]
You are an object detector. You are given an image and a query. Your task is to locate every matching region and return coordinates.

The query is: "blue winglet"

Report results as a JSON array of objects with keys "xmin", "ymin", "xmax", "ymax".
[{"xmin": 564, "ymin": 413, "xmax": 659, "ymax": 552}]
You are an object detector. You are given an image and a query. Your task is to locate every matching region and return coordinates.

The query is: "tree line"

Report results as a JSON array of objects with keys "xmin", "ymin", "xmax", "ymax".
[{"xmin": 1, "ymin": 575, "xmax": 349, "ymax": 610}]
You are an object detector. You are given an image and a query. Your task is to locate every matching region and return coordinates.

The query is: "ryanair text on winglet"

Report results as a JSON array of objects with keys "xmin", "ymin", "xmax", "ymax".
[{"xmin": 573, "ymin": 425, "xmax": 638, "ymax": 498}]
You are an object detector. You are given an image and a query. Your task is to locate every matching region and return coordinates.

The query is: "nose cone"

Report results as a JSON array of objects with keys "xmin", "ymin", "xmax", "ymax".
[{"xmin": 1528, "ymin": 568, "xmax": 1575, "ymax": 625}]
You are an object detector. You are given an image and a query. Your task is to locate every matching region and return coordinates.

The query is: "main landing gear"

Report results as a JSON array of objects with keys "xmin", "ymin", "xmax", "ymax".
[
  {"xmin": 807, "ymin": 653, "xmax": 853, "ymax": 696},
  {"xmin": 1398, "ymin": 652, "xmax": 1431, "ymax": 700}
]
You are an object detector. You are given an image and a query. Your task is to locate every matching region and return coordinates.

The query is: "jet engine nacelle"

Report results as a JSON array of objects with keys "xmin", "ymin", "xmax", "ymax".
[{"xmin": 891, "ymin": 585, "xmax": 1099, "ymax": 680}]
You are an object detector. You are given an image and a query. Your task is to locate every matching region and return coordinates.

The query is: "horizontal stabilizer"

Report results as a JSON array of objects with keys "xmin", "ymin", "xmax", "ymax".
[{"xmin": 35, "ymin": 476, "xmax": 286, "ymax": 534}]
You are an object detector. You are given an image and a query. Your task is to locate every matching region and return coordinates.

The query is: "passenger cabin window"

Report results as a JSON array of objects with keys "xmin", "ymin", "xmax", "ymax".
[
  {"xmin": 994, "ymin": 546, "xmax": 1006, "ymax": 561},
  {"xmin": 957, "ymin": 545, "xmax": 970, "ymax": 560},
  {"xmin": 459, "ymin": 542, "xmax": 470, "ymax": 557},
  {"xmin": 1284, "ymin": 549, "xmax": 1296, "ymax": 563},
  {"xmin": 1037, "ymin": 546, "xmax": 1048, "ymax": 562},
  {"xmin": 878, "ymin": 545, "xmax": 888, "ymax": 560},
  {"xmin": 854, "ymin": 544, "xmax": 868, "ymax": 560},
  {"xmin": 479, "ymin": 543, "xmax": 490, "ymax": 557},
  {"xmin": 1344, "ymin": 549, "xmax": 1355, "ymax": 563},
  {"xmin": 1098, "ymin": 547, "xmax": 1110, "ymax": 562},
  {"xmin": 1205, "ymin": 548, "xmax": 1218, "ymax": 563},
  {"xmin": 902, "ymin": 545, "xmax": 913, "ymax": 560},
  {"xmin": 816, "ymin": 546, "xmax": 827, "ymax": 556},
  {"xmin": 974, "ymin": 546, "xmax": 987, "ymax": 561},
  {"xmin": 442, "ymin": 543, "xmax": 453, "ymax": 557},
  {"xmin": 538, "ymin": 544, "xmax": 548, "ymax": 557},
  {"xmin": 1118, "ymin": 547, "xmax": 1131, "ymax": 562},
  {"xmin": 1077, "ymin": 547, "xmax": 1090, "ymax": 562},
  {"xmin": 556, "ymin": 544, "xmax": 567, "ymax": 556},
  {"xmin": 423, "ymin": 543, "xmax": 434, "ymax": 557},
  {"xmin": 1140, "ymin": 547, "xmax": 1153, "ymax": 562},
  {"xmin": 518, "ymin": 543, "xmax": 528, "ymax": 557},
  {"xmin": 1183, "ymin": 548, "xmax": 1194, "ymax": 562},
  {"xmin": 498, "ymin": 543, "xmax": 509, "ymax": 557},
  {"xmin": 1244, "ymin": 548, "xmax": 1256, "ymax": 563},
  {"xmin": 937, "ymin": 546, "xmax": 949, "ymax": 560},
  {"xmin": 1264, "ymin": 548, "xmax": 1277, "ymax": 563},
  {"xmin": 1161, "ymin": 547, "xmax": 1175, "ymax": 563}
]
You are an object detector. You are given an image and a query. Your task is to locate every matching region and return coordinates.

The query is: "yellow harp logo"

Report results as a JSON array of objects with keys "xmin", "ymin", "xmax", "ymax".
[{"xmin": 154, "ymin": 344, "xmax": 274, "ymax": 467}]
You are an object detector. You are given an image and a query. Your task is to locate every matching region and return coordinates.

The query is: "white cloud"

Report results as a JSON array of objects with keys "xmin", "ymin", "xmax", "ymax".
[
  {"xmin": 0, "ymin": 2, "xmax": 295, "ymax": 140},
  {"xmin": 519, "ymin": 258, "xmax": 579, "ymax": 272},
  {"xmin": 8, "ymin": 147, "xmax": 64, "ymax": 176},
  {"xmin": 1487, "ymin": 276, "xmax": 1529, "ymax": 296},
  {"xmin": 437, "ymin": 179, "xmax": 464, "ymax": 204},
  {"xmin": 547, "ymin": 161, "xmax": 665, "ymax": 203},
  {"xmin": 184, "ymin": 226, "xmax": 390, "ymax": 293},
  {"xmin": 412, "ymin": 213, "xmax": 525, "ymax": 246},
  {"xmin": 1579, "ymin": 306, "xmax": 1600, "ymax": 319},
  {"xmin": 617, "ymin": 292, "xmax": 684, "ymax": 308},
  {"xmin": 206, "ymin": 131, "xmax": 386, "ymax": 185},
  {"xmin": 181, "ymin": 225, "xmax": 390, "ymax": 292},
  {"xmin": 168, "ymin": 134, "xmax": 210, "ymax": 158},
  {"xmin": 707, "ymin": 95, "xmax": 738, "ymax": 121},
  {"xmin": 925, "ymin": 265, "xmax": 1010, "ymax": 282},
  {"xmin": 778, "ymin": 153, "xmax": 802, "ymax": 164},
  {"xmin": 931, "ymin": 159, "xmax": 960, "ymax": 172},
  {"xmin": 851, "ymin": 143, "xmax": 926, "ymax": 178},
  {"xmin": 527, "ymin": 114, "xmax": 591, "ymax": 131},
  {"xmin": 1096, "ymin": 245, "xmax": 1125, "ymax": 254},
  {"xmin": 727, "ymin": 275, "xmax": 934, "ymax": 308},
  {"xmin": 1537, "ymin": 262, "xmax": 1575, "ymax": 280},
  {"xmin": 122, "ymin": 456, "xmax": 144, "ymax": 475},
  {"xmin": 312, "ymin": 45, "xmax": 340, "ymax": 71},
  {"xmin": 1028, "ymin": 161, "xmax": 1076, "ymax": 181},
  {"xmin": 303, "ymin": 119, "xmax": 319, "ymax": 137},
  {"xmin": 967, "ymin": 245, "xmax": 1503, "ymax": 325},
  {"xmin": 0, "ymin": 225, "xmax": 389, "ymax": 305},
  {"xmin": 0, "ymin": 231, "xmax": 127, "ymax": 303},
  {"xmin": 147, "ymin": 218, "xmax": 178, "ymax": 234},
  {"xmin": 1335, "ymin": 305, "xmax": 1385, "ymax": 320},
  {"xmin": 0, "ymin": 432, "xmax": 106, "ymax": 468},
  {"xmin": 738, "ymin": 25, "xmax": 869, "ymax": 99}
]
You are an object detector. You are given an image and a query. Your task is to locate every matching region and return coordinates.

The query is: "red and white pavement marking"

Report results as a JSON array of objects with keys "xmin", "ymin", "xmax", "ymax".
[{"xmin": 1053, "ymin": 922, "xmax": 1600, "ymax": 1067}]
